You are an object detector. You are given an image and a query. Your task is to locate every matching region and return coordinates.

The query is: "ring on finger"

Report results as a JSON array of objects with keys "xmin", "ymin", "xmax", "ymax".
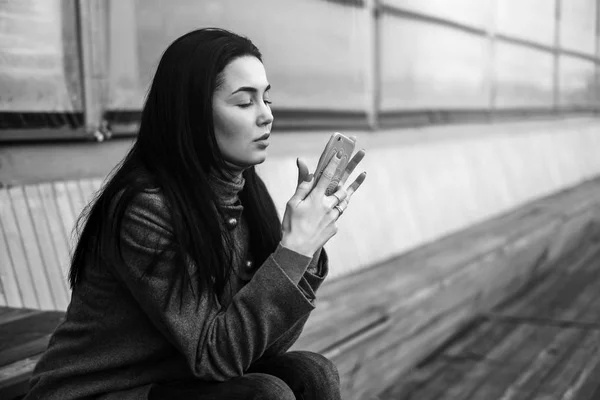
[
  {"xmin": 334, "ymin": 205, "xmax": 344, "ymax": 217},
  {"xmin": 331, "ymin": 192, "xmax": 342, "ymax": 204}
]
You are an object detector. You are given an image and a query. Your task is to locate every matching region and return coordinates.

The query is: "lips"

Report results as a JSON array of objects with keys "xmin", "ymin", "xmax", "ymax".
[{"xmin": 256, "ymin": 133, "xmax": 270, "ymax": 141}]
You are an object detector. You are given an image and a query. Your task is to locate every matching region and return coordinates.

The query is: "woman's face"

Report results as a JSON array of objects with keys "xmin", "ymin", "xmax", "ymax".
[{"xmin": 212, "ymin": 56, "xmax": 273, "ymax": 174}]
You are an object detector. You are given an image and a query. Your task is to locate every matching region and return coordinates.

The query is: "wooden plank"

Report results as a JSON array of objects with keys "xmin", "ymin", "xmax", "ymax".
[
  {"xmin": 91, "ymin": 178, "xmax": 103, "ymax": 192},
  {"xmin": 8, "ymin": 187, "xmax": 54, "ymax": 310},
  {"xmin": 564, "ymin": 268, "xmax": 600, "ymax": 324},
  {"xmin": 440, "ymin": 324, "xmax": 549, "ymax": 399},
  {"xmin": 23, "ymin": 185, "xmax": 70, "ymax": 310},
  {"xmin": 546, "ymin": 207, "xmax": 596, "ymax": 264},
  {"xmin": 0, "ymin": 308, "xmax": 42, "ymax": 325},
  {"xmin": 38, "ymin": 183, "xmax": 71, "ymax": 298},
  {"xmin": 65, "ymin": 180, "xmax": 87, "ymax": 245},
  {"xmin": 439, "ymin": 324, "xmax": 544, "ymax": 399},
  {"xmin": 0, "ymin": 311, "xmax": 64, "ymax": 364},
  {"xmin": 0, "ymin": 335, "xmax": 53, "ymax": 368},
  {"xmin": 0, "ymin": 354, "xmax": 43, "ymax": 400},
  {"xmin": 379, "ymin": 319, "xmax": 519, "ymax": 399},
  {"xmin": 494, "ymin": 244, "xmax": 600, "ymax": 318},
  {"xmin": 0, "ymin": 189, "xmax": 38, "ymax": 309},
  {"xmin": 559, "ymin": 341, "xmax": 600, "ymax": 399},
  {"xmin": 78, "ymin": 179, "xmax": 97, "ymax": 206},
  {"xmin": 347, "ymin": 301, "xmax": 479, "ymax": 400},
  {"xmin": 0, "ymin": 206, "xmax": 21, "ymax": 308},
  {"xmin": 532, "ymin": 330, "xmax": 600, "ymax": 398},
  {"xmin": 52, "ymin": 181, "xmax": 77, "ymax": 254},
  {"xmin": 464, "ymin": 261, "xmax": 600, "ymax": 398},
  {"xmin": 469, "ymin": 327, "xmax": 585, "ymax": 399},
  {"xmin": 65, "ymin": 180, "xmax": 87, "ymax": 219},
  {"xmin": 0, "ymin": 271, "xmax": 5, "ymax": 307}
]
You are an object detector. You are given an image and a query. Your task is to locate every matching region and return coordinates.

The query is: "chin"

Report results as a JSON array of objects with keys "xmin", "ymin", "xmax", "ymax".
[{"xmin": 252, "ymin": 154, "xmax": 267, "ymax": 165}]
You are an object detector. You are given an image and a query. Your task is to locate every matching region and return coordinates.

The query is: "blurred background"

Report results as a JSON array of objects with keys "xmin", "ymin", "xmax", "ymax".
[{"xmin": 0, "ymin": 0, "xmax": 600, "ymax": 306}]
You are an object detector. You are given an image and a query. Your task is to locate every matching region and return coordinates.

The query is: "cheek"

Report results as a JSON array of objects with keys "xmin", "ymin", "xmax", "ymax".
[
  {"xmin": 214, "ymin": 109, "xmax": 252, "ymax": 154},
  {"xmin": 216, "ymin": 109, "xmax": 252, "ymax": 139}
]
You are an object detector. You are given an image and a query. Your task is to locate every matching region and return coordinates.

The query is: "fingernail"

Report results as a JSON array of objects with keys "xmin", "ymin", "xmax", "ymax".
[{"xmin": 336, "ymin": 150, "xmax": 343, "ymax": 159}]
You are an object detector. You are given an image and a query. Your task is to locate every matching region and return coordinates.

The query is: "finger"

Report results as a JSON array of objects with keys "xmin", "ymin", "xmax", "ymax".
[
  {"xmin": 296, "ymin": 158, "xmax": 310, "ymax": 186},
  {"xmin": 313, "ymin": 150, "xmax": 343, "ymax": 195},
  {"xmin": 290, "ymin": 176, "xmax": 314, "ymax": 205},
  {"xmin": 290, "ymin": 162, "xmax": 315, "ymax": 203},
  {"xmin": 345, "ymin": 171, "xmax": 367, "ymax": 201},
  {"xmin": 339, "ymin": 149, "xmax": 366, "ymax": 187},
  {"xmin": 329, "ymin": 203, "xmax": 344, "ymax": 221},
  {"xmin": 326, "ymin": 187, "xmax": 348, "ymax": 209}
]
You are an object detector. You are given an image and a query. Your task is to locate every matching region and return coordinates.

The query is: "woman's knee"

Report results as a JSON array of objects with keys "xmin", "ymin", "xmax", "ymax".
[
  {"xmin": 287, "ymin": 351, "xmax": 340, "ymax": 384},
  {"xmin": 245, "ymin": 373, "xmax": 295, "ymax": 400}
]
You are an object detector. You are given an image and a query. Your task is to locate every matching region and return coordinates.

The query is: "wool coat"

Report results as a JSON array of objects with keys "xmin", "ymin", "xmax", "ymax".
[{"xmin": 25, "ymin": 177, "xmax": 328, "ymax": 400}]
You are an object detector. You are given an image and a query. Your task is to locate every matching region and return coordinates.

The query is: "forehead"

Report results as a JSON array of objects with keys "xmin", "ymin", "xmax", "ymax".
[{"xmin": 219, "ymin": 56, "xmax": 268, "ymax": 90}]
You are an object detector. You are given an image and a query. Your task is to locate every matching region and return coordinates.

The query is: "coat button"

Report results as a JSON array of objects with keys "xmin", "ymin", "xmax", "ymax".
[
  {"xmin": 227, "ymin": 217, "xmax": 238, "ymax": 228},
  {"xmin": 245, "ymin": 260, "xmax": 253, "ymax": 269}
]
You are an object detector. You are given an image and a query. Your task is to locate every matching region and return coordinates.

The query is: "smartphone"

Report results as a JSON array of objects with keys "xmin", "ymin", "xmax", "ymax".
[{"xmin": 313, "ymin": 132, "xmax": 356, "ymax": 196}]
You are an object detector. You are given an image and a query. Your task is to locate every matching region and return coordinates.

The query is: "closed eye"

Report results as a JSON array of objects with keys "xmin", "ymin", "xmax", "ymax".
[{"xmin": 238, "ymin": 99, "xmax": 272, "ymax": 108}]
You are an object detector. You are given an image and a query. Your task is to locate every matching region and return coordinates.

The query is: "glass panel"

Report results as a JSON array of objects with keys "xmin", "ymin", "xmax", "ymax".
[
  {"xmin": 0, "ymin": 0, "xmax": 82, "ymax": 112},
  {"xmin": 107, "ymin": 0, "xmax": 369, "ymax": 111},
  {"xmin": 494, "ymin": 42, "xmax": 554, "ymax": 108},
  {"xmin": 495, "ymin": 0, "xmax": 555, "ymax": 47},
  {"xmin": 558, "ymin": 55, "xmax": 597, "ymax": 107},
  {"xmin": 560, "ymin": 0, "xmax": 596, "ymax": 55},
  {"xmin": 381, "ymin": 0, "xmax": 492, "ymax": 30},
  {"xmin": 380, "ymin": 16, "xmax": 490, "ymax": 110}
]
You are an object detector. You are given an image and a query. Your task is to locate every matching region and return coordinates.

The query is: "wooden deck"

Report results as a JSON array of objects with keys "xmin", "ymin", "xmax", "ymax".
[
  {"xmin": 380, "ymin": 243, "xmax": 600, "ymax": 400},
  {"xmin": 0, "ymin": 307, "xmax": 64, "ymax": 399}
]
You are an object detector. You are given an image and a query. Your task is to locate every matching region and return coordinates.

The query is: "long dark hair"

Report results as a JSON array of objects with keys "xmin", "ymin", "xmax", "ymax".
[{"xmin": 69, "ymin": 28, "xmax": 282, "ymax": 306}]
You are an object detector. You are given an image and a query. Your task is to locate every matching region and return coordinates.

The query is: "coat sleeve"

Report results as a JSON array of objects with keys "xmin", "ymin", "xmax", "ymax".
[
  {"xmin": 112, "ymin": 191, "xmax": 317, "ymax": 381},
  {"xmin": 262, "ymin": 248, "xmax": 329, "ymax": 357}
]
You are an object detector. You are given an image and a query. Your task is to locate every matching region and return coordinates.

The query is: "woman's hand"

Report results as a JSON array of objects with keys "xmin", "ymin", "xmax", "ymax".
[{"xmin": 281, "ymin": 149, "xmax": 366, "ymax": 257}]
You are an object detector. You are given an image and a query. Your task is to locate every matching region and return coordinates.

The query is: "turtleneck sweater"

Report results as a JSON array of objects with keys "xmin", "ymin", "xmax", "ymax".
[
  {"xmin": 25, "ymin": 171, "xmax": 329, "ymax": 400},
  {"xmin": 206, "ymin": 170, "xmax": 323, "ymax": 307}
]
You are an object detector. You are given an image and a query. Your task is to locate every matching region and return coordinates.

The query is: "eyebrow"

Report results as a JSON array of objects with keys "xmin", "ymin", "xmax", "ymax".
[{"xmin": 231, "ymin": 84, "xmax": 271, "ymax": 95}]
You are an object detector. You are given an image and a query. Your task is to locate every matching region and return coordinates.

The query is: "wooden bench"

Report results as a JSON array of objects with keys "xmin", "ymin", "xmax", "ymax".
[
  {"xmin": 2, "ymin": 177, "xmax": 600, "ymax": 399},
  {"xmin": 379, "ymin": 241, "xmax": 600, "ymax": 399},
  {"xmin": 0, "ymin": 307, "xmax": 64, "ymax": 400},
  {"xmin": 290, "ymin": 177, "xmax": 600, "ymax": 399}
]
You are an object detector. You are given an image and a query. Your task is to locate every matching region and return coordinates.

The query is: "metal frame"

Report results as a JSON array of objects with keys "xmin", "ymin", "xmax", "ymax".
[
  {"xmin": 553, "ymin": 0, "xmax": 562, "ymax": 111},
  {"xmin": 596, "ymin": 0, "xmax": 600, "ymax": 111},
  {"xmin": 76, "ymin": 0, "xmax": 110, "ymax": 141}
]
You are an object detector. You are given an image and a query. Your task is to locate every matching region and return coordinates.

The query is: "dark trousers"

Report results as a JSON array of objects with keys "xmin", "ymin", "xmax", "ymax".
[{"xmin": 148, "ymin": 351, "xmax": 342, "ymax": 399}]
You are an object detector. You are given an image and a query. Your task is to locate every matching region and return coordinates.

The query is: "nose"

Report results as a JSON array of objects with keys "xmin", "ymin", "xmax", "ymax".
[{"xmin": 257, "ymin": 103, "xmax": 274, "ymax": 127}]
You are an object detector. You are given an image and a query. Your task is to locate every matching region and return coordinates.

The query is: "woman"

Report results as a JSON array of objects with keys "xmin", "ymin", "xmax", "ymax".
[{"xmin": 25, "ymin": 28, "xmax": 366, "ymax": 400}]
